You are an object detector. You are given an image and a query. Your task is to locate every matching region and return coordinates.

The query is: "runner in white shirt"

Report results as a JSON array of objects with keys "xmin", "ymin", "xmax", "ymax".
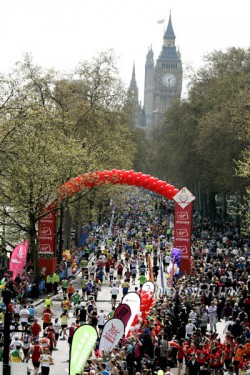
[
  {"xmin": 14, "ymin": 302, "xmax": 21, "ymax": 325},
  {"xmin": 53, "ymin": 318, "xmax": 60, "ymax": 348},
  {"xmin": 185, "ymin": 319, "xmax": 196, "ymax": 338},
  {"xmin": 130, "ymin": 259, "xmax": 137, "ymax": 274},
  {"xmin": 10, "ymin": 335, "xmax": 24, "ymax": 350},
  {"xmin": 89, "ymin": 262, "xmax": 96, "ymax": 279},
  {"xmin": 111, "ymin": 277, "xmax": 120, "ymax": 287},
  {"xmin": 164, "ymin": 255, "xmax": 171, "ymax": 271},
  {"xmin": 110, "ymin": 286, "xmax": 119, "ymax": 308},
  {"xmin": 20, "ymin": 305, "xmax": 30, "ymax": 328},
  {"xmin": 99, "ymin": 254, "xmax": 106, "ymax": 262},
  {"xmin": 97, "ymin": 310, "xmax": 107, "ymax": 334}
]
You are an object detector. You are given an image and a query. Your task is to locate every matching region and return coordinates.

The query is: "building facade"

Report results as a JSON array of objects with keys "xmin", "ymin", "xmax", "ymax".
[{"xmin": 128, "ymin": 13, "xmax": 183, "ymax": 133}]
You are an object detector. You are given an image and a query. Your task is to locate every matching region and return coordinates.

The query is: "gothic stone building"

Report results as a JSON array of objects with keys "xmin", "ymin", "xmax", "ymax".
[{"xmin": 128, "ymin": 13, "xmax": 183, "ymax": 134}]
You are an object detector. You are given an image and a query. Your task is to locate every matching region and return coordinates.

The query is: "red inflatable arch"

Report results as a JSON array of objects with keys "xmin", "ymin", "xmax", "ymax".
[
  {"xmin": 57, "ymin": 169, "xmax": 179, "ymax": 200},
  {"xmin": 39, "ymin": 170, "xmax": 193, "ymax": 276}
]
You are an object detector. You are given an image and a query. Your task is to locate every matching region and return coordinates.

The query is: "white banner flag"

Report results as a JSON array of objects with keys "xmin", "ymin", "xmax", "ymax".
[
  {"xmin": 122, "ymin": 292, "xmax": 141, "ymax": 336},
  {"xmin": 142, "ymin": 281, "xmax": 155, "ymax": 295},
  {"xmin": 99, "ymin": 318, "xmax": 125, "ymax": 353}
]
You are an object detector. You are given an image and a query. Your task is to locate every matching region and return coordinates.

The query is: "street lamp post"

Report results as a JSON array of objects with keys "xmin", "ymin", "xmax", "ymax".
[{"xmin": 2, "ymin": 290, "xmax": 11, "ymax": 375}]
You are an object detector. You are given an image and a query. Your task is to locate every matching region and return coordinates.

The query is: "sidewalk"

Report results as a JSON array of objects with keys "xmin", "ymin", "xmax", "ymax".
[{"xmin": 33, "ymin": 253, "xmax": 94, "ymax": 307}]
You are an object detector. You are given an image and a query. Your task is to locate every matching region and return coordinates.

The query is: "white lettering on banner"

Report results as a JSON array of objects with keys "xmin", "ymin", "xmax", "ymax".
[
  {"xmin": 73, "ymin": 332, "xmax": 97, "ymax": 373},
  {"xmin": 179, "ymin": 246, "xmax": 188, "ymax": 255},
  {"xmin": 175, "ymin": 238, "xmax": 189, "ymax": 242},
  {"xmin": 43, "ymin": 213, "xmax": 53, "ymax": 219},
  {"xmin": 176, "ymin": 220, "xmax": 190, "ymax": 225},
  {"xmin": 39, "ymin": 227, "xmax": 52, "ymax": 236},
  {"xmin": 39, "ymin": 219, "xmax": 54, "ymax": 224},
  {"xmin": 17, "ymin": 247, "xmax": 25, "ymax": 258},
  {"xmin": 39, "ymin": 244, "xmax": 52, "ymax": 252},
  {"xmin": 39, "ymin": 236, "xmax": 53, "ymax": 240},
  {"xmin": 177, "ymin": 212, "xmax": 189, "ymax": 220},
  {"xmin": 176, "ymin": 229, "xmax": 188, "ymax": 237}
]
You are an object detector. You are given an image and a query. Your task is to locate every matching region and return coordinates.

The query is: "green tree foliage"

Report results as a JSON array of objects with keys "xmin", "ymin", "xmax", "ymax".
[
  {"xmin": 0, "ymin": 52, "xmax": 136, "ymax": 283},
  {"xmin": 150, "ymin": 47, "xmax": 250, "ymax": 219},
  {"xmin": 54, "ymin": 51, "xmax": 136, "ymax": 171},
  {"xmin": 233, "ymin": 89, "xmax": 250, "ymax": 233},
  {"xmin": 0, "ymin": 59, "xmax": 88, "ymax": 283},
  {"xmin": 52, "ymin": 51, "xmax": 137, "ymax": 248}
]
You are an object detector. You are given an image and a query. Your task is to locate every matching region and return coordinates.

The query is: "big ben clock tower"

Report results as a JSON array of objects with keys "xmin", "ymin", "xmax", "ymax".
[{"xmin": 143, "ymin": 12, "xmax": 182, "ymax": 133}]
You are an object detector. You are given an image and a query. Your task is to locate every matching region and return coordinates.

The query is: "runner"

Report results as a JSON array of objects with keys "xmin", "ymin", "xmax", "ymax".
[
  {"xmin": 40, "ymin": 347, "xmax": 54, "ymax": 375},
  {"xmin": 28, "ymin": 339, "xmax": 43, "ymax": 375},
  {"xmin": 30, "ymin": 318, "xmax": 42, "ymax": 341},
  {"xmin": 60, "ymin": 310, "xmax": 69, "ymax": 340},
  {"xmin": 110, "ymin": 284, "xmax": 119, "ymax": 308}
]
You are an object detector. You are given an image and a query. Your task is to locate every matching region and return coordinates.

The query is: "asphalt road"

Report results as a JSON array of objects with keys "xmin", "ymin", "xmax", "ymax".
[
  {"xmin": 25, "ymin": 265, "xmax": 227, "ymax": 375},
  {"xmin": 30, "ymin": 270, "xmax": 136, "ymax": 374}
]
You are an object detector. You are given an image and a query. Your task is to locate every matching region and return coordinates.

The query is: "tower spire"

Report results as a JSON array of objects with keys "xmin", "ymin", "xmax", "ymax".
[
  {"xmin": 164, "ymin": 11, "xmax": 175, "ymax": 40},
  {"xmin": 129, "ymin": 63, "xmax": 138, "ymax": 95}
]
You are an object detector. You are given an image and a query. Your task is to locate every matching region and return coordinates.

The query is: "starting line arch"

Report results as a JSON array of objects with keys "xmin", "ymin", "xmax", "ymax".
[
  {"xmin": 38, "ymin": 170, "xmax": 192, "ymax": 274},
  {"xmin": 57, "ymin": 169, "xmax": 179, "ymax": 200}
]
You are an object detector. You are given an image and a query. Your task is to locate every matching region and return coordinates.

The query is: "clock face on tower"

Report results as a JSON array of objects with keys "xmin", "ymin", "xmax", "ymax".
[{"xmin": 162, "ymin": 73, "xmax": 177, "ymax": 87}]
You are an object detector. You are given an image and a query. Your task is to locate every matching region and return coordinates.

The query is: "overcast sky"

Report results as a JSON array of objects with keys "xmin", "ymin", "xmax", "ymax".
[{"xmin": 1, "ymin": 0, "xmax": 250, "ymax": 101}]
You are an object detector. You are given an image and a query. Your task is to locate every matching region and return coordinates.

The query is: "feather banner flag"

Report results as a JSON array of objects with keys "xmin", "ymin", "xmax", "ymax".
[
  {"xmin": 9, "ymin": 240, "xmax": 29, "ymax": 280},
  {"xmin": 70, "ymin": 324, "xmax": 97, "ymax": 375},
  {"xmin": 99, "ymin": 318, "xmax": 125, "ymax": 353}
]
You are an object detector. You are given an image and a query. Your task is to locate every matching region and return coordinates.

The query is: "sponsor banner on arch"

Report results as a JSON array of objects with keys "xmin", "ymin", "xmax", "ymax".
[
  {"xmin": 38, "ymin": 203, "xmax": 57, "ymax": 255},
  {"xmin": 70, "ymin": 324, "xmax": 97, "ymax": 375},
  {"xmin": 99, "ymin": 318, "xmax": 125, "ymax": 353},
  {"xmin": 173, "ymin": 187, "xmax": 195, "ymax": 263}
]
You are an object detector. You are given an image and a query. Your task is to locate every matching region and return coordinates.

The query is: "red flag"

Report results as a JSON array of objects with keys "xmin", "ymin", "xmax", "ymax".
[{"xmin": 9, "ymin": 240, "xmax": 29, "ymax": 280}]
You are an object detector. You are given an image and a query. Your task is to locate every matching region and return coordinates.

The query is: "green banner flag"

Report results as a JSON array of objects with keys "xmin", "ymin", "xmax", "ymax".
[{"xmin": 70, "ymin": 324, "xmax": 98, "ymax": 375}]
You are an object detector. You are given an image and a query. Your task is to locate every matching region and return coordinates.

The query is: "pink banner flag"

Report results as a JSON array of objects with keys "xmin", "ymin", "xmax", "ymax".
[{"xmin": 9, "ymin": 240, "xmax": 29, "ymax": 280}]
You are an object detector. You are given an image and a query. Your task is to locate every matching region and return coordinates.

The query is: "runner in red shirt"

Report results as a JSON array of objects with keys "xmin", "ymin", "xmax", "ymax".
[
  {"xmin": 110, "ymin": 257, "xmax": 116, "ymax": 267},
  {"xmin": 196, "ymin": 344, "xmax": 208, "ymax": 368},
  {"xmin": 29, "ymin": 340, "xmax": 43, "ymax": 375},
  {"xmin": 238, "ymin": 355, "xmax": 250, "ymax": 373},
  {"xmin": 117, "ymin": 262, "xmax": 123, "ymax": 280},
  {"xmin": 224, "ymin": 343, "xmax": 233, "ymax": 369},
  {"xmin": 244, "ymin": 339, "xmax": 250, "ymax": 359},
  {"xmin": 177, "ymin": 339, "xmax": 185, "ymax": 375},
  {"xmin": 186, "ymin": 342, "xmax": 197, "ymax": 359},
  {"xmin": 209, "ymin": 348, "xmax": 223, "ymax": 373},
  {"xmin": 105, "ymin": 259, "xmax": 111, "ymax": 278},
  {"xmin": 224, "ymin": 335, "xmax": 236, "ymax": 352},
  {"xmin": 47, "ymin": 329, "xmax": 56, "ymax": 355},
  {"xmin": 185, "ymin": 342, "xmax": 197, "ymax": 375},
  {"xmin": 155, "ymin": 317, "xmax": 162, "ymax": 335},
  {"xmin": 30, "ymin": 319, "xmax": 42, "ymax": 341}
]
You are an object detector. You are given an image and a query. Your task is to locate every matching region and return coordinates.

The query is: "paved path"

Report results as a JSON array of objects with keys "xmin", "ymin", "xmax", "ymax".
[{"xmin": 27, "ymin": 262, "xmax": 227, "ymax": 375}]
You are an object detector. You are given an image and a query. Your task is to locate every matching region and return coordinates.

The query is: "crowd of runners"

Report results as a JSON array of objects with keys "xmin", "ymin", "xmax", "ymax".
[{"xmin": 0, "ymin": 192, "xmax": 250, "ymax": 375}]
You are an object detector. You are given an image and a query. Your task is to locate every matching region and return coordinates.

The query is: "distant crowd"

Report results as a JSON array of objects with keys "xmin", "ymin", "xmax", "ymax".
[{"xmin": 0, "ymin": 193, "xmax": 250, "ymax": 375}]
